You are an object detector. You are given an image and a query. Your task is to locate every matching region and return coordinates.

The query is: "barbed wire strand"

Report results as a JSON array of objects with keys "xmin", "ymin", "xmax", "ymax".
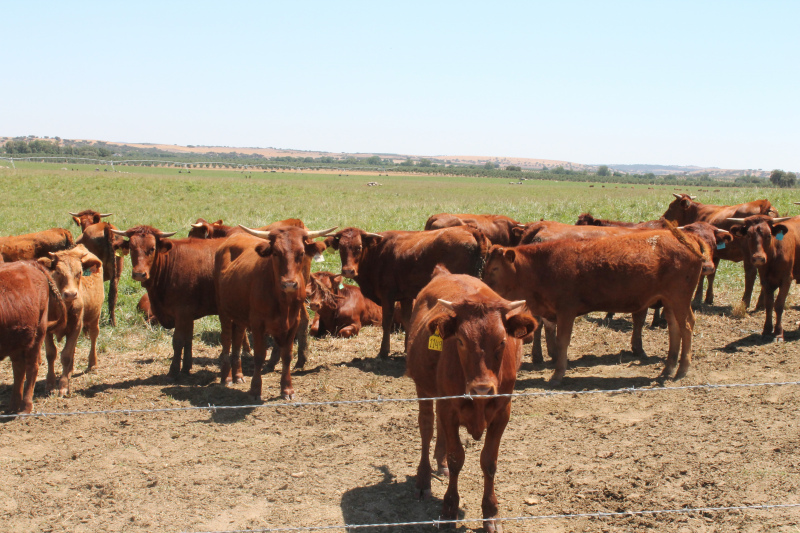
[
  {"xmin": 183, "ymin": 502, "xmax": 800, "ymax": 533},
  {"xmin": 2, "ymin": 379, "xmax": 798, "ymax": 420}
]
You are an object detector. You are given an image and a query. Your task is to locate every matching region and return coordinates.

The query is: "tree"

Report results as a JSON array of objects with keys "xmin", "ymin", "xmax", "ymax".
[
  {"xmin": 770, "ymin": 169, "xmax": 786, "ymax": 186},
  {"xmin": 596, "ymin": 165, "xmax": 609, "ymax": 176},
  {"xmin": 506, "ymin": 165, "xmax": 521, "ymax": 171},
  {"xmin": 780, "ymin": 172, "xmax": 796, "ymax": 188},
  {"xmin": 417, "ymin": 158, "xmax": 433, "ymax": 167},
  {"xmin": 365, "ymin": 155, "xmax": 382, "ymax": 165},
  {"xmin": 484, "ymin": 161, "xmax": 494, "ymax": 170}
]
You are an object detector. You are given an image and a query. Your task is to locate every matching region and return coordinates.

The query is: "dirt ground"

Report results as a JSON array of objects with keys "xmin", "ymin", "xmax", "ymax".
[{"xmin": 1, "ymin": 293, "xmax": 799, "ymax": 532}]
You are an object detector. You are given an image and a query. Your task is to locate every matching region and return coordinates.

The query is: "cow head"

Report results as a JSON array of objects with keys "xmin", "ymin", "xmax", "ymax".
[
  {"xmin": 324, "ymin": 227, "xmax": 383, "ymax": 279},
  {"xmin": 70, "ymin": 210, "xmax": 113, "ymax": 231},
  {"xmin": 677, "ymin": 222, "xmax": 732, "ymax": 274},
  {"xmin": 576, "ymin": 213, "xmax": 601, "ymax": 226},
  {"xmin": 37, "ymin": 245, "xmax": 102, "ymax": 302},
  {"xmin": 188, "ymin": 218, "xmax": 224, "ymax": 239},
  {"xmin": 427, "ymin": 298, "xmax": 536, "ymax": 400},
  {"xmin": 483, "ymin": 245, "xmax": 521, "ymax": 299},
  {"xmin": 111, "ymin": 226, "xmax": 177, "ymax": 283},
  {"xmin": 306, "ymin": 271, "xmax": 344, "ymax": 312},
  {"xmin": 239, "ymin": 225, "xmax": 336, "ymax": 294},
  {"xmin": 727, "ymin": 215, "xmax": 792, "ymax": 267},
  {"xmin": 662, "ymin": 193, "xmax": 698, "ymax": 225}
]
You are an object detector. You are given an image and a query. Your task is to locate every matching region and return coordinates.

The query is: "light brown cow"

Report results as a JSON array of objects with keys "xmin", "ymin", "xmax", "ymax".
[
  {"xmin": 38, "ymin": 246, "xmax": 104, "ymax": 396},
  {"xmin": 76, "ymin": 221, "xmax": 125, "ymax": 326},
  {"xmin": 425, "ymin": 213, "xmax": 519, "ymax": 246},
  {"xmin": 0, "ymin": 228, "xmax": 74, "ymax": 262}
]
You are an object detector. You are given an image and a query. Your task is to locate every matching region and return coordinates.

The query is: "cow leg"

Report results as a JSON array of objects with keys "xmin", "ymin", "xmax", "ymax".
[
  {"xmin": 108, "ymin": 264, "xmax": 119, "ymax": 327},
  {"xmin": 45, "ymin": 334, "xmax": 58, "ymax": 394},
  {"xmin": 754, "ymin": 288, "xmax": 766, "ymax": 312},
  {"xmin": 86, "ymin": 319, "xmax": 100, "ymax": 371},
  {"xmin": 265, "ymin": 335, "xmax": 281, "ymax": 372},
  {"xmin": 693, "ymin": 274, "xmax": 705, "ymax": 305},
  {"xmin": 674, "ymin": 306, "xmax": 695, "ymax": 379},
  {"xmin": 294, "ymin": 306, "xmax": 310, "ymax": 370},
  {"xmin": 275, "ymin": 331, "xmax": 298, "ymax": 400},
  {"xmin": 218, "ymin": 316, "xmax": 234, "ymax": 385},
  {"xmin": 543, "ymin": 319, "xmax": 557, "ymax": 361},
  {"xmin": 631, "ymin": 309, "xmax": 647, "ymax": 358},
  {"xmin": 401, "ymin": 299, "xmax": 413, "ymax": 353},
  {"xmin": 21, "ymin": 344, "xmax": 41, "ymax": 414},
  {"xmin": 531, "ymin": 320, "xmax": 544, "ymax": 364},
  {"xmin": 481, "ymin": 403, "xmax": 511, "ymax": 533},
  {"xmin": 439, "ymin": 400, "xmax": 465, "ymax": 525},
  {"xmin": 58, "ymin": 326, "xmax": 81, "ymax": 397},
  {"xmin": 433, "ymin": 410, "xmax": 448, "ymax": 476},
  {"xmin": 8, "ymin": 352, "xmax": 26, "ymax": 413},
  {"xmin": 741, "ymin": 261, "xmax": 757, "ymax": 310},
  {"xmin": 249, "ymin": 324, "xmax": 268, "ymax": 400},
  {"xmin": 414, "ymin": 397, "xmax": 434, "ymax": 499},
  {"xmin": 338, "ymin": 324, "xmax": 359, "ymax": 338},
  {"xmin": 378, "ymin": 299, "xmax": 396, "ymax": 359},
  {"xmin": 230, "ymin": 323, "xmax": 246, "ymax": 384},
  {"xmin": 660, "ymin": 307, "xmax": 681, "ymax": 378},
  {"xmin": 649, "ymin": 307, "xmax": 660, "ymax": 329},
  {"xmin": 761, "ymin": 285, "xmax": 777, "ymax": 337},
  {"xmin": 550, "ymin": 315, "xmax": 574, "ymax": 385},
  {"xmin": 241, "ymin": 330, "xmax": 252, "ymax": 355},
  {"xmin": 169, "ymin": 319, "xmax": 192, "ymax": 380},
  {"xmin": 772, "ymin": 279, "xmax": 792, "ymax": 341},
  {"xmin": 603, "ymin": 312, "xmax": 614, "ymax": 325},
  {"xmin": 704, "ymin": 258, "xmax": 720, "ymax": 305},
  {"xmin": 309, "ymin": 312, "xmax": 321, "ymax": 337}
]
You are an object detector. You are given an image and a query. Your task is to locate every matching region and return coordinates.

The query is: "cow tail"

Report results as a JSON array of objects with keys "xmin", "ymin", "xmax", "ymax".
[
  {"xmin": 64, "ymin": 229, "xmax": 76, "ymax": 250},
  {"xmin": 103, "ymin": 225, "xmax": 116, "ymax": 284},
  {"xmin": 661, "ymin": 218, "xmax": 711, "ymax": 264},
  {"xmin": 37, "ymin": 262, "xmax": 68, "ymax": 337},
  {"xmin": 466, "ymin": 226, "xmax": 490, "ymax": 277}
]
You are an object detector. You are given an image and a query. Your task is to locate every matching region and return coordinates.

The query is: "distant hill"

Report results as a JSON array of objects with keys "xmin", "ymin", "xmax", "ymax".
[{"xmin": 608, "ymin": 163, "xmax": 770, "ymax": 179}]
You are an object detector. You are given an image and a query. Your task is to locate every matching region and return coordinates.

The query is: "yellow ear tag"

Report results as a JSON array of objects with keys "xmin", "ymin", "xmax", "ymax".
[
  {"xmin": 115, "ymin": 249, "xmax": 123, "ymax": 257},
  {"xmin": 428, "ymin": 329, "xmax": 443, "ymax": 351}
]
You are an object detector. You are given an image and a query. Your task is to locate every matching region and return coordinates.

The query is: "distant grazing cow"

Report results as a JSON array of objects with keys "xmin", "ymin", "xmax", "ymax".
[
  {"xmin": 214, "ymin": 225, "xmax": 334, "ymax": 399},
  {"xmin": 113, "ymin": 225, "xmax": 218, "ymax": 380},
  {"xmin": 38, "ymin": 245, "xmax": 104, "ymax": 396},
  {"xmin": 728, "ymin": 215, "xmax": 799, "ymax": 340},
  {"xmin": 69, "ymin": 209, "xmax": 113, "ymax": 231},
  {"xmin": 187, "ymin": 218, "xmax": 305, "ymax": 239},
  {"xmin": 0, "ymin": 228, "xmax": 74, "ymax": 262},
  {"xmin": 484, "ymin": 224, "xmax": 713, "ymax": 384},
  {"xmin": 325, "ymin": 226, "xmax": 490, "ymax": 358},
  {"xmin": 0, "ymin": 261, "xmax": 67, "ymax": 413},
  {"xmin": 75, "ymin": 218, "xmax": 125, "ymax": 326},
  {"xmin": 663, "ymin": 193, "xmax": 778, "ymax": 307},
  {"xmin": 406, "ymin": 266, "xmax": 536, "ymax": 531},
  {"xmin": 425, "ymin": 213, "xmax": 519, "ymax": 246},
  {"xmin": 306, "ymin": 271, "xmax": 382, "ymax": 338}
]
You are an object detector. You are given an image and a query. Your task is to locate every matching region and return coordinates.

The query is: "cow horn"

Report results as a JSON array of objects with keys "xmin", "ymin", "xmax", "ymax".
[
  {"xmin": 191, "ymin": 223, "xmax": 204, "ymax": 228},
  {"xmin": 437, "ymin": 299, "xmax": 455, "ymax": 311},
  {"xmin": 99, "ymin": 213, "xmax": 113, "ymax": 217},
  {"xmin": 672, "ymin": 193, "xmax": 682, "ymax": 199},
  {"xmin": 305, "ymin": 226, "xmax": 339, "ymax": 238},
  {"xmin": 771, "ymin": 217, "xmax": 792, "ymax": 223},
  {"xmin": 364, "ymin": 232, "xmax": 382, "ymax": 238},
  {"xmin": 794, "ymin": 202, "xmax": 800, "ymax": 205},
  {"xmin": 111, "ymin": 229, "xmax": 129, "ymax": 237},
  {"xmin": 689, "ymin": 196, "xmax": 697, "ymax": 200},
  {"xmin": 156, "ymin": 231, "xmax": 177, "ymax": 238},
  {"xmin": 68, "ymin": 211, "xmax": 81, "ymax": 216},
  {"xmin": 517, "ymin": 224, "xmax": 526, "ymax": 228},
  {"xmin": 726, "ymin": 218, "xmax": 746, "ymax": 223},
  {"xmin": 507, "ymin": 300, "xmax": 527, "ymax": 310},
  {"xmin": 239, "ymin": 225, "xmax": 271, "ymax": 238}
]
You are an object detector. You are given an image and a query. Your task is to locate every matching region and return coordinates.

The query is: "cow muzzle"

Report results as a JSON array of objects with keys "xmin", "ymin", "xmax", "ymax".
[
  {"xmin": 467, "ymin": 382, "xmax": 498, "ymax": 397},
  {"xmin": 701, "ymin": 261, "xmax": 715, "ymax": 275},
  {"xmin": 751, "ymin": 254, "xmax": 767, "ymax": 267},
  {"xmin": 281, "ymin": 280, "xmax": 299, "ymax": 292},
  {"xmin": 132, "ymin": 270, "xmax": 149, "ymax": 282},
  {"xmin": 341, "ymin": 267, "xmax": 357, "ymax": 279},
  {"xmin": 62, "ymin": 290, "xmax": 78, "ymax": 302}
]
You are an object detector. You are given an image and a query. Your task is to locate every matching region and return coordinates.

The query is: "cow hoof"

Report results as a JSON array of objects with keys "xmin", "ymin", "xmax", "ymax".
[
  {"xmin": 233, "ymin": 376, "xmax": 246, "ymax": 384},
  {"xmin": 674, "ymin": 368, "xmax": 689, "ymax": 380},
  {"xmin": 248, "ymin": 391, "xmax": 262, "ymax": 401},
  {"xmin": 485, "ymin": 519, "xmax": 503, "ymax": 533},
  {"xmin": 377, "ymin": 349, "xmax": 390, "ymax": 359},
  {"xmin": 264, "ymin": 364, "xmax": 276, "ymax": 374},
  {"xmin": 414, "ymin": 488, "xmax": 432, "ymax": 500},
  {"xmin": 632, "ymin": 348, "xmax": 646, "ymax": 359},
  {"xmin": 282, "ymin": 392, "xmax": 294, "ymax": 401},
  {"xmin": 436, "ymin": 466, "xmax": 450, "ymax": 477},
  {"xmin": 659, "ymin": 367, "xmax": 674, "ymax": 379},
  {"xmin": 548, "ymin": 370, "xmax": 565, "ymax": 386},
  {"xmin": 774, "ymin": 336, "xmax": 785, "ymax": 343}
]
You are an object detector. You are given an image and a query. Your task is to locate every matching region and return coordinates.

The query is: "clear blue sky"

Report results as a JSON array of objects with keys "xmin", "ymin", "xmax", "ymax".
[{"xmin": 3, "ymin": 1, "xmax": 798, "ymax": 170}]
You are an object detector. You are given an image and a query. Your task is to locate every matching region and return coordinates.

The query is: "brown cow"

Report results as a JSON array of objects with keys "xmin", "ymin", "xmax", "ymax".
[
  {"xmin": 728, "ymin": 215, "xmax": 799, "ymax": 340},
  {"xmin": 75, "ymin": 221, "xmax": 125, "ymax": 326},
  {"xmin": 0, "ymin": 261, "xmax": 67, "ymax": 413},
  {"xmin": 214, "ymin": 225, "xmax": 335, "ymax": 399},
  {"xmin": 69, "ymin": 209, "xmax": 113, "ymax": 231},
  {"xmin": 137, "ymin": 293, "xmax": 159, "ymax": 325},
  {"xmin": 663, "ymin": 193, "xmax": 778, "ymax": 307},
  {"xmin": 38, "ymin": 245, "xmax": 104, "ymax": 396},
  {"xmin": 484, "ymin": 224, "xmax": 713, "ymax": 384},
  {"xmin": 112, "ymin": 225, "xmax": 218, "ymax": 380},
  {"xmin": 325, "ymin": 226, "xmax": 490, "ymax": 358},
  {"xmin": 406, "ymin": 266, "xmax": 536, "ymax": 531},
  {"xmin": 187, "ymin": 218, "xmax": 305, "ymax": 239},
  {"xmin": 306, "ymin": 271, "xmax": 382, "ymax": 338},
  {"xmin": 576, "ymin": 213, "xmax": 664, "ymax": 229},
  {"xmin": 425, "ymin": 213, "xmax": 519, "ymax": 246},
  {"xmin": 0, "ymin": 228, "xmax": 74, "ymax": 262}
]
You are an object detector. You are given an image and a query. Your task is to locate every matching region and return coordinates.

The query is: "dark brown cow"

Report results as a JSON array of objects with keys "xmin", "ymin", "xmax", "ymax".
[
  {"xmin": 306, "ymin": 271, "xmax": 382, "ymax": 338},
  {"xmin": 728, "ymin": 215, "xmax": 799, "ymax": 340},
  {"xmin": 38, "ymin": 246, "xmax": 104, "ymax": 396},
  {"xmin": 484, "ymin": 225, "xmax": 712, "ymax": 384},
  {"xmin": 215, "ymin": 225, "xmax": 335, "ymax": 399},
  {"xmin": 76, "ymin": 221, "xmax": 125, "ymax": 326},
  {"xmin": 69, "ymin": 209, "xmax": 113, "ymax": 231},
  {"xmin": 425, "ymin": 213, "xmax": 519, "ymax": 246},
  {"xmin": 112, "ymin": 225, "xmax": 217, "ymax": 379},
  {"xmin": 576, "ymin": 213, "xmax": 664, "ymax": 229},
  {"xmin": 0, "ymin": 228, "xmax": 74, "ymax": 262},
  {"xmin": 406, "ymin": 266, "xmax": 536, "ymax": 531},
  {"xmin": 663, "ymin": 193, "xmax": 778, "ymax": 307},
  {"xmin": 0, "ymin": 261, "xmax": 67, "ymax": 413},
  {"xmin": 325, "ymin": 226, "xmax": 490, "ymax": 358},
  {"xmin": 187, "ymin": 218, "xmax": 305, "ymax": 239}
]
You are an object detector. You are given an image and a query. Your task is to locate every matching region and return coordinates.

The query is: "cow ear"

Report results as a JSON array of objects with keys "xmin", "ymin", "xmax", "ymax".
[
  {"xmin": 213, "ymin": 220, "xmax": 223, "ymax": 226},
  {"xmin": 255, "ymin": 241, "xmax": 273, "ymax": 257},
  {"xmin": 305, "ymin": 240, "xmax": 326, "ymax": 257},
  {"xmin": 504, "ymin": 311, "xmax": 538, "ymax": 339},
  {"xmin": 511, "ymin": 227, "xmax": 524, "ymax": 238},
  {"xmin": 503, "ymin": 248, "xmax": 516, "ymax": 263},
  {"xmin": 37, "ymin": 256, "xmax": 54, "ymax": 269},
  {"xmin": 324, "ymin": 235, "xmax": 339, "ymax": 250},
  {"xmin": 157, "ymin": 240, "xmax": 173, "ymax": 254},
  {"xmin": 714, "ymin": 229, "xmax": 733, "ymax": 244},
  {"xmin": 729, "ymin": 225, "xmax": 746, "ymax": 238},
  {"xmin": 332, "ymin": 274, "xmax": 343, "ymax": 286},
  {"xmin": 115, "ymin": 240, "xmax": 130, "ymax": 255},
  {"xmin": 305, "ymin": 281, "xmax": 313, "ymax": 293},
  {"xmin": 427, "ymin": 313, "xmax": 457, "ymax": 339},
  {"xmin": 92, "ymin": 214, "xmax": 102, "ymax": 224},
  {"xmin": 772, "ymin": 224, "xmax": 789, "ymax": 237},
  {"xmin": 362, "ymin": 233, "xmax": 383, "ymax": 246},
  {"xmin": 681, "ymin": 198, "xmax": 691, "ymax": 210},
  {"xmin": 81, "ymin": 256, "xmax": 102, "ymax": 275},
  {"xmin": 72, "ymin": 216, "xmax": 81, "ymax": 227}
]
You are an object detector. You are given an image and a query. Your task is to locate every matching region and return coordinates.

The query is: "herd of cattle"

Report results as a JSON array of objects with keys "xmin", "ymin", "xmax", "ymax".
[{"xmin": 1, "ymin": 194, "xmax": 799, "ymax": 529}]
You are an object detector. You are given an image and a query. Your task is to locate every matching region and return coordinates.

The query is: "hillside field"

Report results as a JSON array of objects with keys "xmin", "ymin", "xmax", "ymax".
[{"xmin": 0, "ymin": 164, "xmax": 799, "ymax": 532}]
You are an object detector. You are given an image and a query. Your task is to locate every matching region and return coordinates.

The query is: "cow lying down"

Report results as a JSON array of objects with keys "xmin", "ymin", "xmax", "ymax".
[{"xmin": 306, "ymin": 271, "xmax": 382, "ymax": 338}]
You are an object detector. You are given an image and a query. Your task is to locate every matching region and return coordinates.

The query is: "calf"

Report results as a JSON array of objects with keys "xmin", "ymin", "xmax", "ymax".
[
  {"xmin": 728, "ymin": 215, "xmax": 799, "ymax": 340},
  {"xmin": 76, "ymin": 221, "xmax": 125, "ymax": 326},
  {"xmin": 425, "ymin": 213, "xmax": 519, "ymax": 245},
  {"xmin": 306, "ymin": 271, "xmax": 381, "ymax": 338},
  {"xmin": 70, "ymin": 209, "xmax": 113, "ymax": 231},
  {"xmin": 325, "ymin": 226, "xmax": 489, "ymax": 358},
  {"xmin": 215, "ymin": 225, "xmax": 335, "ymax": 399},
  {"xmin": 406, "ymin": 266, "xmax": 536, "ymax": 531},
  {"xmin": 38, "ymin": 246, "xmax": 104, "ymax": 396},
  {"xmin": 0, "ymin": 261, "xmax": 67, "ymax": 413},
  {"xmin": 0, "ymin": 228, "xmax": 74, "ymax": 262},
  {"xmin": 484, "ymin": 224, "xmax": 712, "ymax": 384}
]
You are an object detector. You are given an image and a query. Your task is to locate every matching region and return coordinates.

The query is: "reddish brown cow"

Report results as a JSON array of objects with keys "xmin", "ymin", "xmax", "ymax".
[
  {"xmin": 425, "ymin": 213, "xmax": 519, "ymax": 246},
  {"xmin": 38, "ymin": 246, "xmax": 104, "ymax": 396},
  {"xmin": 484, "ymin": 225, "xmax": 712, "ymax": 384},
  {"xmin": 0, "ymin": 228, "xmax": 74, "ymax": 262},
  {"xmin": 75, "ymin": 220, "xmax": 125, "ymax": 326},
  {"xmin": 663, "ymin": 193, "xmax": 778, "ymax": 307},
  {"xmin": 113, "ymin": 226, "xmax": 218, "ymax": 379},
  {"xmin": 306, "ymin": 271, "xmax": 382, "ymax": 338},
  {"xmin": 137, "ymin": 293, "xmax": 159, "ymax": 325},
  {"xmin": 0, "ymin": 261, "xmax": 67, "ymax": 413},
  {"xmin": 214, "ymin": 225, "xmax": 334, "ymax": 399},
  {"xmin": 728, "ymin": 215, "xmax": 800, "ymax": 340},
  {"xmin": 70, "ymin": 209, "xmax": 113, "ymax": 231},
  {"xmin": 187, "ymin": 218, "xmax": 305, "ymax": 239},
  {"xmin": 325, "ymin": 226, "xmax": 490, "ymax": 358},
  {"xmin": 406, "ymin": 266, "xmax": 536, "ymax": 531},
  {"xmin": 576, "ymin": 213, "xmax": 664, "ymax": 229}
]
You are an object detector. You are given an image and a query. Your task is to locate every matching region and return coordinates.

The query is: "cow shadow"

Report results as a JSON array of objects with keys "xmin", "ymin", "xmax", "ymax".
[
  {"xmin": 340, "ymin": 465, "xmax": 456, "ymax": 532},
  {"xmin": 161, "ymin": 383, "xmax": 257, "ymax": 423},
  {"xmin": 721, "ymin": 329, "xmax": 800, "ymax": 352},
  {"xmin": 341, "ymin": 354, "xmax": 407, "ymax": 379},
  {"xmin": 200, "ymin": 331, "xmax": 222, "ymax": 347},
  {"xmin": 515, "ymin": 372, "xmax": 659, "ymax": 392}
]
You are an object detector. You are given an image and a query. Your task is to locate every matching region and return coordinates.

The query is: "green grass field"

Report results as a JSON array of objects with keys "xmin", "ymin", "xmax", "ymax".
[{"xmin": 1, "ymin": 163, "xmax": 797, "ymax": 353}]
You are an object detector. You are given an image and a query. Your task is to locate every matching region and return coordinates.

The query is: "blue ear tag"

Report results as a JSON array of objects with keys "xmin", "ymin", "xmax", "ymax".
[
  {"xmin": 776, "ymin": 231, "xmax": 785, "ymax": 241},
  {"xmin": 716, "ymin": 242, "xmax": 726, "ymax": 250},
  {"xmin": 338, "ymin": 282, "xmax": 344, "ymax": 290},
  {"xmin": 82, "ymin": 268, "xmax": 92, "ymax": 277}
]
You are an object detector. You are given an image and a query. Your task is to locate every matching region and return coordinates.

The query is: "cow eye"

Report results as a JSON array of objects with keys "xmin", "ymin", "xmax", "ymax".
[
  {"xmin": 457, "ymin": 338, "xmax": 464, "ymax": 347},
  {"xmin": 355, "ymin": 245, "xmax": 362, "ymax": 253}
]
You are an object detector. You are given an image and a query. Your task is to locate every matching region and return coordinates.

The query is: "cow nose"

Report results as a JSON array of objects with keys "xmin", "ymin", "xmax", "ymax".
[
  {"xmin": 701, "ymin": 262, "xmax": 715, "ymax": 275},
  {"xmin": 281, "ymin": 280, "xmax": 299, "ymax": 292},
  {"xmin": 132, "ymin": 271, "xmax": 148, "ymax": 282},
  {"xmin": 62, "ymin": 290, "xmax": 78, "ymax": 301},
  {"xmin": 752, "ymin": 254, "xmax": 766, "ymax": 266},
  {"xmin": 308, "ymin": 301, "xmax": 320, "ymax": 311},
  {"xmin": 468, "ymin": 384, "xmax": 496, "ymax": 397},
  {"xmin": 341, "ymin": 267, "xmax": 356, "ymax": 278}
]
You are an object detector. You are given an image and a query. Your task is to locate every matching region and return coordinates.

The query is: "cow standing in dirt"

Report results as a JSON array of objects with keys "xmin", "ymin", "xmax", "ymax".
[
  {"xmin": 406, "ymin": 266, "xmax": 536, "ymax": 532},
  {"xmin": 38, "ymin": 246, "xmax": 104, "ymax": 396}
]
